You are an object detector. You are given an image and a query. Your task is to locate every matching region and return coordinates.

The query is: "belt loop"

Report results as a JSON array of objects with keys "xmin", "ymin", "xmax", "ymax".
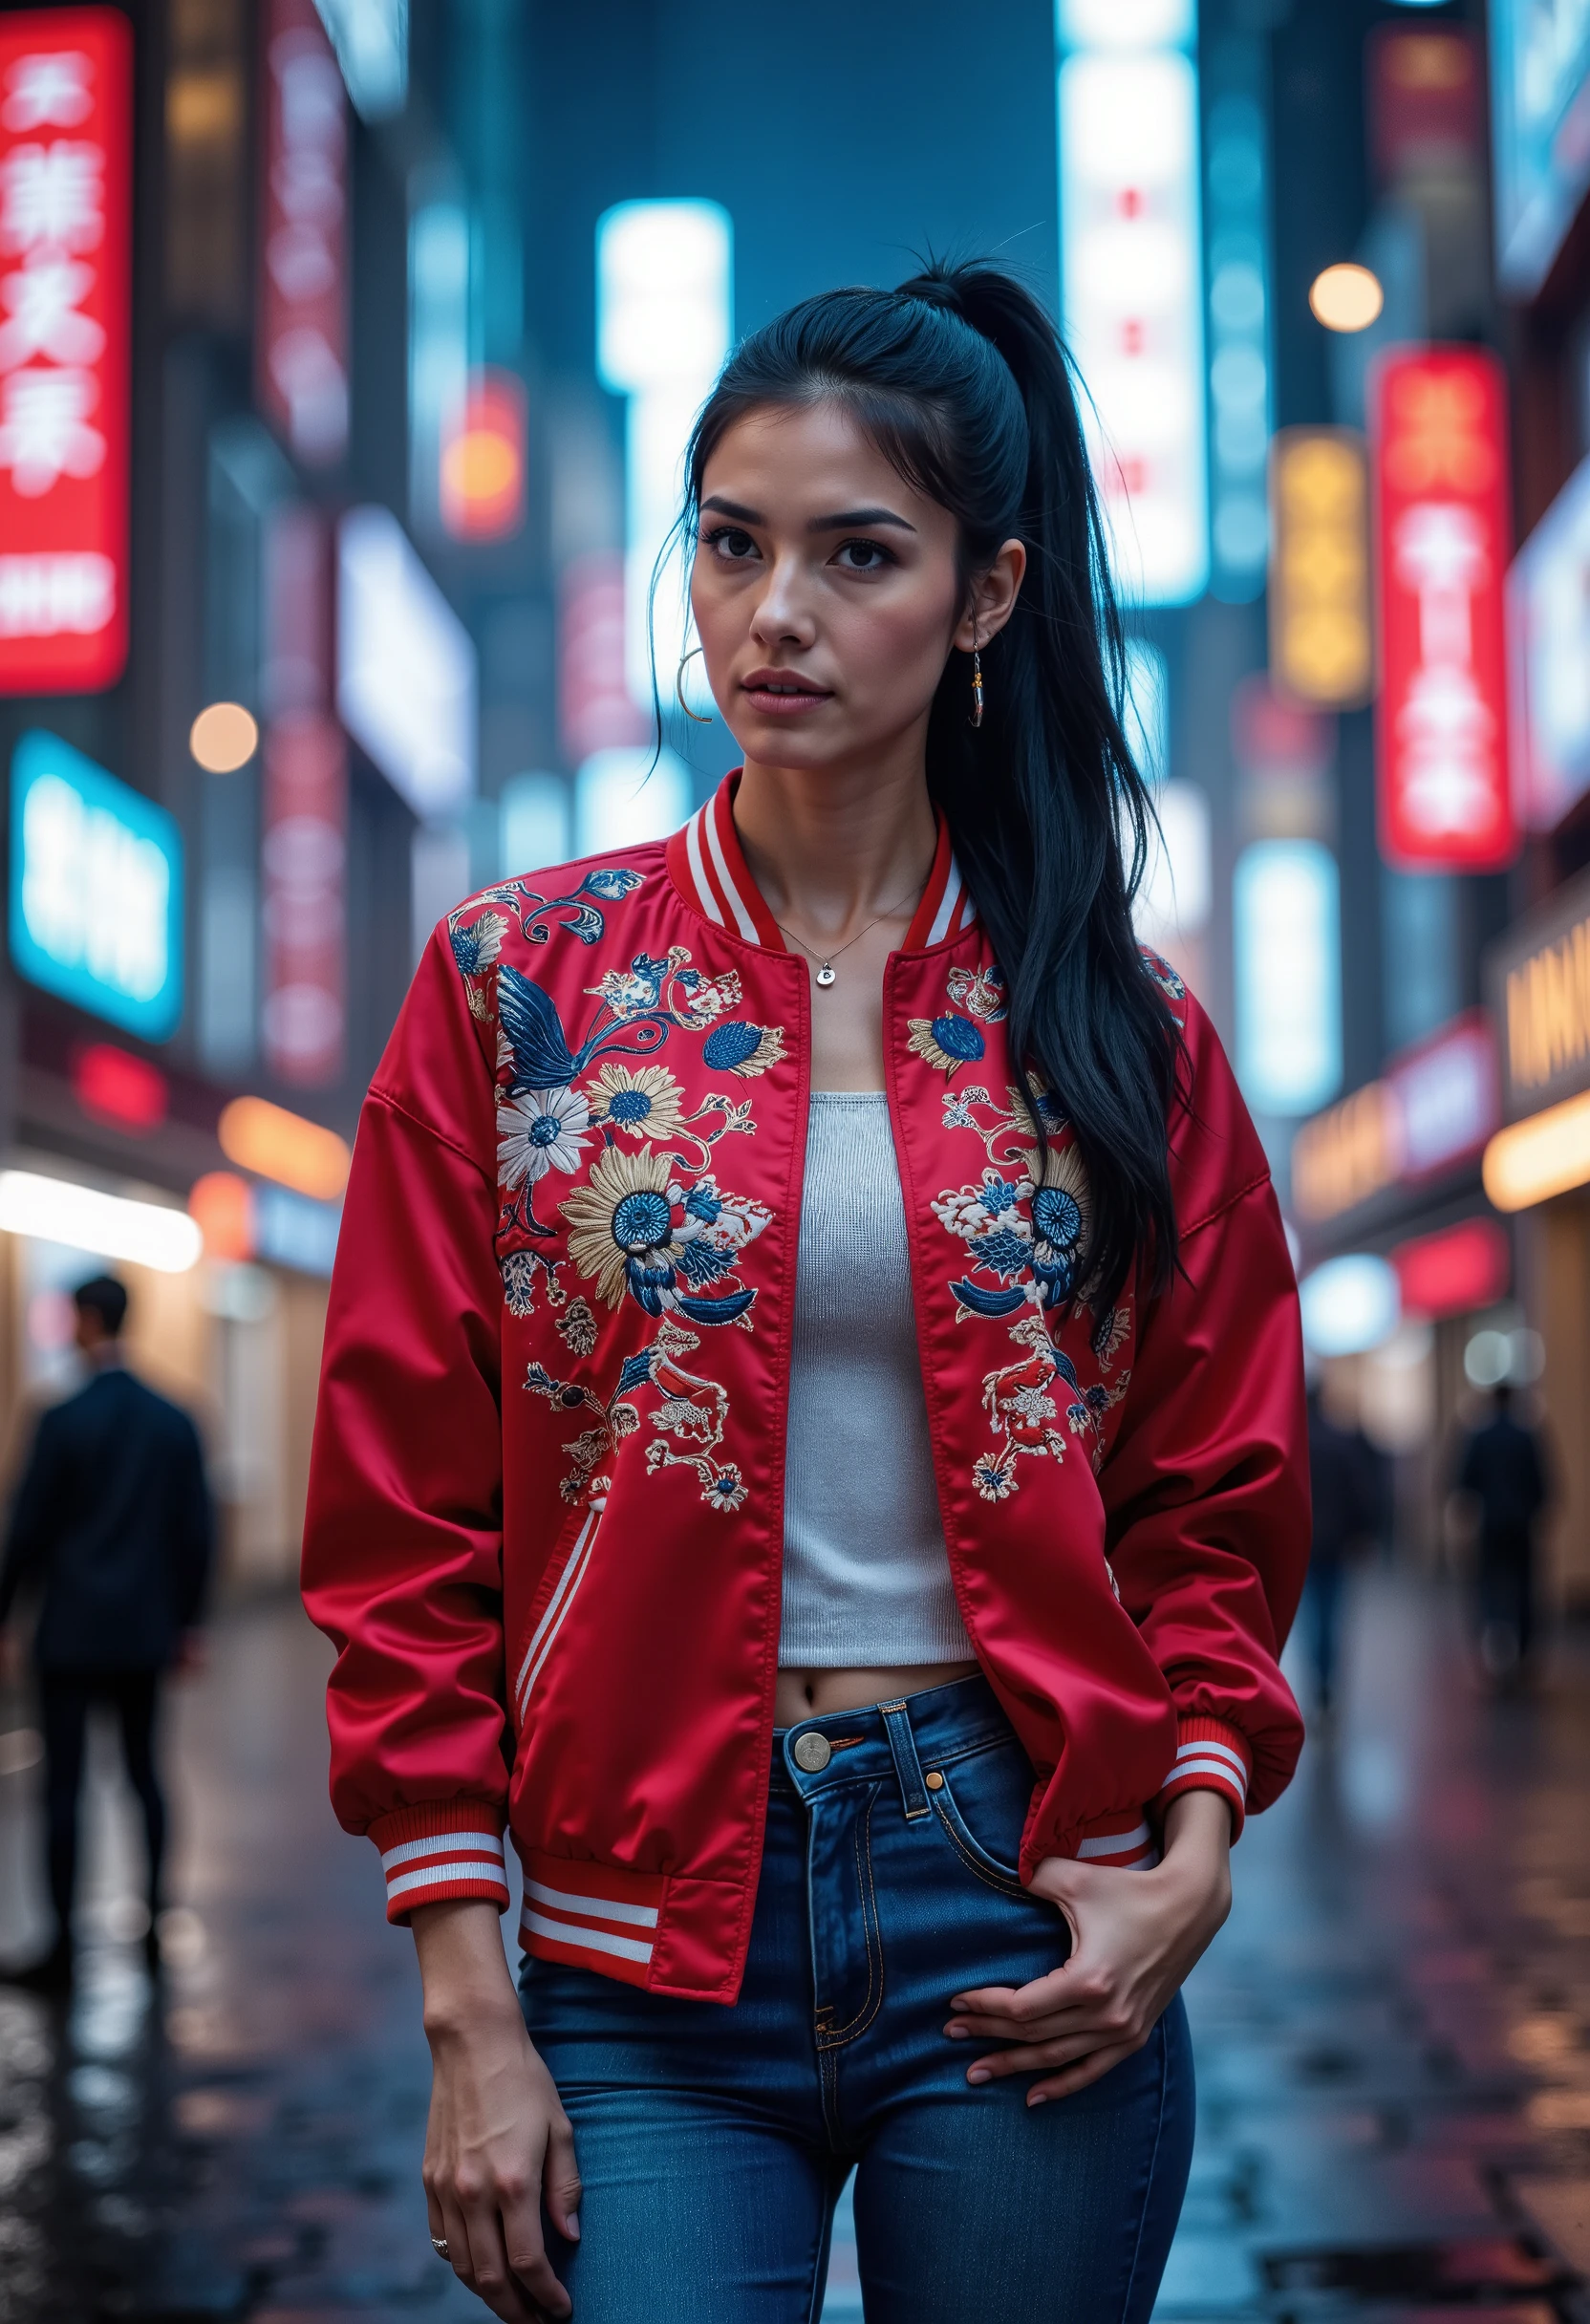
[{"xmin": 879, "ymin": 1699, "xmax": 931, "ymax": 1821}]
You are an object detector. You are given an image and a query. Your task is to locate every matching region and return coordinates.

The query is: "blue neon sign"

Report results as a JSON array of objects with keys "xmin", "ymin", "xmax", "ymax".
[{"xmin": 9, "ymin": 729, "xmax": 184, "ymax": 1041}]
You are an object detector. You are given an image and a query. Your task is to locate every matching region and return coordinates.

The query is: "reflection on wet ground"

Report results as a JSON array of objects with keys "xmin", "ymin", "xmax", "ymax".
[{"xmin": 0, "ymin": 1570, "xmax": 1586, "ymax": 2320}]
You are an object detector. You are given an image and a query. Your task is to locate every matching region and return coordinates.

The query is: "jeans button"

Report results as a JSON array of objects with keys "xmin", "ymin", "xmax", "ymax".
[{"xmin": 792, "ymin": 1731, "xmax": 831, "ymax": 1773}]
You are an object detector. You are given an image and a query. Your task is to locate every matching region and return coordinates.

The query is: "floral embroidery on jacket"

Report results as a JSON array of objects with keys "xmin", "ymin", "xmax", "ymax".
[
  {"xmin": 945, "ymin": 964, "xmax": 1008, "ymax": 1022},
  {"xmin": 445, "ymin": 868, "xmax": 786, "ymax": 1514},
  {"xmin": 448, "ymin": 868, "xmax": 645, "ymax": 1020},
  {"xmin": 907, "ymin": 1010, "xmax": 986, "ymax": 1075},
  {"xmin": 912, "ymin": 967, "xmax": 1131, "ymax": 1495},
  {"xmin": 560, "ymin": 1150, "xmax": 770, "ymax": 1326},
  {"xmin": 525, "ymin": 1316, "xmax": 748, "ymax": 1511}
]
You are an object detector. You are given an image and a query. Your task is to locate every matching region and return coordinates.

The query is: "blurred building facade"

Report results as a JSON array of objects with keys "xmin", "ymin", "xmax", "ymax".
[{"xmin": 0, "ymin": 0, "xmax": 1586, "ymax": 1613}]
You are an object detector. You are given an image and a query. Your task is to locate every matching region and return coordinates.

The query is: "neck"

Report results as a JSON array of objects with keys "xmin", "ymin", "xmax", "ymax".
[
  {"xmin": 732, "ymin": 748, "xmax": 937, "ymax": 940},
  {"xmin": 83, "ymin": 1341, "xmax": 122, "ymax": 1370}
]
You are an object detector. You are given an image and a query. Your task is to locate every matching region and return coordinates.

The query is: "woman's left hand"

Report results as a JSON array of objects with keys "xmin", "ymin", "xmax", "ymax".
[{"xmin": 944, "ymin": 1788, "xmax": 1233, "ymax": 2104}]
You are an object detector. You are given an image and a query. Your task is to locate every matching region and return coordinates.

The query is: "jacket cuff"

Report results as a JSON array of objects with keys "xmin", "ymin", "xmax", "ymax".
[
  {"xmin": 1073, "ymin": 1808, "xmax": 1159, "ymax": 1870},
  {"xmin": 1155, "ymin": 1717, "xmax": 1252, "ymax": 1840},
  {"xmin": 367, "ymin": 1800, "xmax": 511, "ymax": 1925}
]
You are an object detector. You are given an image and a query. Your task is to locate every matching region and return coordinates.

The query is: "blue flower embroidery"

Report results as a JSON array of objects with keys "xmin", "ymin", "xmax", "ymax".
[
  {"xmin": 907, "ymin": 1011, "xmax": 987, "ymax": 1076},
  {"xmin": 701, "ymin": 1020, "xmax": 787, "ymax": 1078}
]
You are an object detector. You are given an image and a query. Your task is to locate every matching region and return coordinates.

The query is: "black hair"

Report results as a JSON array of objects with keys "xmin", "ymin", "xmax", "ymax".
[
  {"xmin": 75, "ymin": 1274, "xmax": 128, "ymax": 1336},
  {"xmin": 681, "ymin": 259, "xmax": 1183, "ymax": 1313}
]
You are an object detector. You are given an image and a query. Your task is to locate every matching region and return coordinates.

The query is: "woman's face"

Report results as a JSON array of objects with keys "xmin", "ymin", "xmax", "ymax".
[{"xmin": 689, "ymin": 398, "xmax": 1022, "ymax": 776}]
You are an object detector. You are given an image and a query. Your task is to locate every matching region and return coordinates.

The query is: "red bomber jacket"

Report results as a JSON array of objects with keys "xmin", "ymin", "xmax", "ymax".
[{"xmin": 302, "ymin": 772, "xmax": 1308, "ymax": 2004}]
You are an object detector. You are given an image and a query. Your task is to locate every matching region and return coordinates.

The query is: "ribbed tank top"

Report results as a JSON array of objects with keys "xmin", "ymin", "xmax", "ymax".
[{"xmin": 779, "ymin": 1092, "xmax": 972, "ymax": 1668}]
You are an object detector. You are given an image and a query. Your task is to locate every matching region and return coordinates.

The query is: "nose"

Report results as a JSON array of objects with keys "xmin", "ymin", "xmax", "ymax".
[{"xmin": 749, "ymin": 549, "xmax": 818, "ymax": 652}]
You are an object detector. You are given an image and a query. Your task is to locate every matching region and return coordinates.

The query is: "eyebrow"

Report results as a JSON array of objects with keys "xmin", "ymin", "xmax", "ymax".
[{"xmin": 699, "ymin": 494, "xmax": 917, "ymax": 535}]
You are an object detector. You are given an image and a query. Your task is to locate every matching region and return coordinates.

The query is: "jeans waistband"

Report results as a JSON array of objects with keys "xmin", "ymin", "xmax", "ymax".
[{"xmin": 773, "ymin": 1673, "xmax": 1021, "ymax": 1818}]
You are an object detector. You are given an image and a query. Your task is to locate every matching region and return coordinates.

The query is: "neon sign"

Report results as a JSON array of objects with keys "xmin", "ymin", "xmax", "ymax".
[
  {"xmin": 0, "ymin": 10, "xmax": 131, "ymax": 694},
  {"xmin": 1371, "ymin": 347, "xmax": 1516, "ymax": 871},
  {"xmin": 1058, "ymin": 0, "xmax": 1208, "ymax": 607},
  {"xmin": 10, "ymin": 729, "xmax": 183, "ymax": 1041}
]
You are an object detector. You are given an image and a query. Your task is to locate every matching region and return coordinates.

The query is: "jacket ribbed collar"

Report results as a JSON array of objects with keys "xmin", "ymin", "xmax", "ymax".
[{"xmin": 664, "ymin": 771, "xmax": 978, "ymax": 954}]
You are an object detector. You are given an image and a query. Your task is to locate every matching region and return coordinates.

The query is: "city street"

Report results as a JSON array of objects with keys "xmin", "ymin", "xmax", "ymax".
[{"xmin": 0, "ymin": 1571, "xmax": 1587, "ymax": 2323}]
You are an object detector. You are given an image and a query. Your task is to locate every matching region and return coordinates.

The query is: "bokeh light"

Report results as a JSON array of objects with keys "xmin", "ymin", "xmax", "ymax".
[
  {"xmin": 1308, "ymin": 261, "xmax": 1385, "ymax": 332},
  {"xmin": 189, "ymin": 701, "xmax": 259, "ymax": 772}
]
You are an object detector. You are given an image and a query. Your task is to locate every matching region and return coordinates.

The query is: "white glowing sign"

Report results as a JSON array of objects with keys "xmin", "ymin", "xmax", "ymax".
[
  {"xmin": 596, "ymin": 201, "xmax": 731, "ymax": 708},
  {"xmin": 1059, "ymin": 1, "xmax": 1208, "ymax": 607},
  {"xmin": 336, "ymin": 504, "xmax": 476, "ymax": 815},
  {"xmin": 1233, "ymin": 838, "xmax": 1342, "ymax": 1115}
]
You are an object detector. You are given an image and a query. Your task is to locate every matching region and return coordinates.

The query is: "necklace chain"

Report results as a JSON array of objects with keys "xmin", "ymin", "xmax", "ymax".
[{"xmin": 771, "ymin": 882, "xmax": 923, "ymax": 987}]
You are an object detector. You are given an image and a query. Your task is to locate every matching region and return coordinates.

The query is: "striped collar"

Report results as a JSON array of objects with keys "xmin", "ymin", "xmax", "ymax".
[{"xmin": 665, "ymin": 773, "xmax": 977, "ymax": 955}]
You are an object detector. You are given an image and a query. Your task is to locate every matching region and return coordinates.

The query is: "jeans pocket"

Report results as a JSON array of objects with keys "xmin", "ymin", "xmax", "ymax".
[{"xmin": 927, "ymin": 1741, "xmax": 1030, "ymax": 1898}]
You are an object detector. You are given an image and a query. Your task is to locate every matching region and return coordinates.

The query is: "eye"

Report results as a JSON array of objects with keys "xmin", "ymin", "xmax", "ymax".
[
  {"xmin": 833, "ymin": 537, "xmax": 896, "ymax": 572},
  {"xmin": 703, "ymin": 526, "xmax": 760, "ymax": 562}
]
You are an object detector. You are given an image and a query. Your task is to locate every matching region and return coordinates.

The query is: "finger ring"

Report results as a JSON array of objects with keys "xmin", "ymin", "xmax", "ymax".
[{"xmin": 431, "ymin": 2236, "xmax": 450, "ymax": 2261}]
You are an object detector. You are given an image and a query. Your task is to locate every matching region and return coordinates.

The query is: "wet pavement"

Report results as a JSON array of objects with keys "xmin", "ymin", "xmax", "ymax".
[{"xmin": 0, "ymin": 1567, "xmax": 1587, "ymax": 2321}]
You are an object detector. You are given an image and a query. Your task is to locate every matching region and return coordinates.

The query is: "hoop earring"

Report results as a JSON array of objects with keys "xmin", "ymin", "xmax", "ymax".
[
  {"xmin": 970, "ymin": 644, "xmax": 985, "ymax": 730},
  {"xmin": 676, "ymin": 645, "xmax": 714, "ymax": 724}
]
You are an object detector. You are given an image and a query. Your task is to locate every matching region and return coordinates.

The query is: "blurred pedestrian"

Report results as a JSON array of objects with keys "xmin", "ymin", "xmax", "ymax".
[
  {"xmin": 305, "ymin": 261, "xmax": 1308, "ymax": 2324},
  {"xmin": 1455, "ymin": 1381, "xmax": 1550, "ymax": 1685},
  {"xmin": 1301, "ymin": 1383, "xmax": 1378, "ymax": 1716},
  {"xmin": 0, "ymin": 1275, "xmax": 212, "ymax": 1993}
]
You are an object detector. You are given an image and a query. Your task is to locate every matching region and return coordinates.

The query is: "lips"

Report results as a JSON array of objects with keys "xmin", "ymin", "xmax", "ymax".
[{"xmin": 740, "ymin": 669, "xmax": 832, "ymax": 715}]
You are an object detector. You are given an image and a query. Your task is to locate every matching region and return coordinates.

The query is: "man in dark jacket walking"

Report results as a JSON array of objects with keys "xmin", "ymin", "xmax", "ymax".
[
  {"xmin": 0, "ymin": 1275, "xmax": 213, "ymax": 1990},
  {"xmin": 1456, "ymin": 1380, "xmax": 1550, "ymax": 1684}
]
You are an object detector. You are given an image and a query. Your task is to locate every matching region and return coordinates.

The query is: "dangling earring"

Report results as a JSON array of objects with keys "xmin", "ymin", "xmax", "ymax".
[
  {"xmin": 676, "ymin": 645, "xmax": 714, "ymax": 724},
  {"xmin": 970, "ymin": 644, "xmax": 985, "ymax": 730}
]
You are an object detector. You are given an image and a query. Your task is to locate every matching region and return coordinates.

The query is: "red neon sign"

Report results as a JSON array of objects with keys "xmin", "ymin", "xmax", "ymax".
[
  {"xmin": 261, "ymin": 506, "xmax": 345, "ymax": 1087},
  {"xmin": 1372, "ymin": 348, "xmax": 1516, "ymax": 871},
  {"xmin": 1392, "ymin": 1216, "xmax": 1509, "ymax": 1320},
  {"xmin": 0, "ymin": 11, "xmax": 131, "ymax": 695},
  {"xmin": 258, "ymin": 0, "xmax": 347, "ymax": 468},
  {"xmin": 73, "ymin": 1041, "xmax": 168, "ymax": 1131}
]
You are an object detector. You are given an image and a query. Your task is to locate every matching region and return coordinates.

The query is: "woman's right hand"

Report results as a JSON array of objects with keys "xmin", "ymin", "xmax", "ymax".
[{"xmin": 412, "ymin": 1899, "xmax": 581, "ymax": 2321}]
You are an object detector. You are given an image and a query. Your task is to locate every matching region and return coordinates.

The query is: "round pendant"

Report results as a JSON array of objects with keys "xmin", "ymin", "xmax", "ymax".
[{"xmin": 815, "ymin": 964, "xmax": 836, "ymax": 988}]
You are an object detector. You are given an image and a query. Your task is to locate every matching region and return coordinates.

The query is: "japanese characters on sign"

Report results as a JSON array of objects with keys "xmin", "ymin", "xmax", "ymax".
[
  {"xmin": 1268, "ymin": 428, "xmax": 1374, "ymax": 710},
  {"xmin": 1370, "ymin": 347, "xmax": 1516, "ymax": 872},
  {"xmin": 9, "ymin": 728, "xmax": 183, "ymax": 1040},
  {"xmin": 1057, "ymin": 0, "xmax": 1208, "ymax": 608},
  {"xmin": 0, "ymin": 11, "xmax": 131, "ymax": 696},
  {"xmin": 262, "ymin": 506, "xmax": 346, "ymax": 1087},
  {"xmin": 258, "ymin": 0, "xmax": 347, "ymax": 469}
]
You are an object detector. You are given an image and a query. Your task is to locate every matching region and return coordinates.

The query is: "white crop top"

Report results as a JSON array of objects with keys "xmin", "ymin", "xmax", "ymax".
[{"xmin": 778, "ymin": 1092, "xmax": 973, "ymax": 1668}]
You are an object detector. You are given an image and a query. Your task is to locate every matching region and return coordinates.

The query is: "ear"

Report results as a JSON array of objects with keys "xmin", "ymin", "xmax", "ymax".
[{"xmin": 953, "ymin": 538, "xmax": 1026, "ymax": 653}]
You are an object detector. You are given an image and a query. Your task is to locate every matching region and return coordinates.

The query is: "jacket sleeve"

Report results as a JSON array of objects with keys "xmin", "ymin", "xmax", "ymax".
[
  {"xmin": 1099, "ymin": 993, "xmax": 1308, "ymax": 1840},
  {"xmin": 302, "ymin": 927, "xmax": 513, "ymax": 1925}
]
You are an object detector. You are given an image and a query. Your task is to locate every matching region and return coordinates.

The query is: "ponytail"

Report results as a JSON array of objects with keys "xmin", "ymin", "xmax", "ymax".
[{"xmin": 682, "ymin": 260, "xmax": 1182, "ymax": 1317}]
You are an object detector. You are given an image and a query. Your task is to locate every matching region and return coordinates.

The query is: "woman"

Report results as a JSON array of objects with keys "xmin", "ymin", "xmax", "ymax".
[{"xmin": 303, "ymin": 262, "xmax": 1307, "ymax": 2324}]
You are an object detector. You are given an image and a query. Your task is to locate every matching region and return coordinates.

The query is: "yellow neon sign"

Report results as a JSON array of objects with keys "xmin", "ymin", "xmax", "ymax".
[{"xmin": 1268, "ymin": 428, "xmax": 1374, "ymax": 710}]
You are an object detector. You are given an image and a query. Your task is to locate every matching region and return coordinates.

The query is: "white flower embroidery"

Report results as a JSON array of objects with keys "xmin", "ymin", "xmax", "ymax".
[{"xmin": 497, "ymin": 1086, "xmax": 590, "ymax": 1189}]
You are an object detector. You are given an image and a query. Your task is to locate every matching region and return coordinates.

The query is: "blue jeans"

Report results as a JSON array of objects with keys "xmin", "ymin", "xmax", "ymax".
[{"xmin": 519, "ymin": 1674, "xmax": 1194, "ymax": 2322}]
